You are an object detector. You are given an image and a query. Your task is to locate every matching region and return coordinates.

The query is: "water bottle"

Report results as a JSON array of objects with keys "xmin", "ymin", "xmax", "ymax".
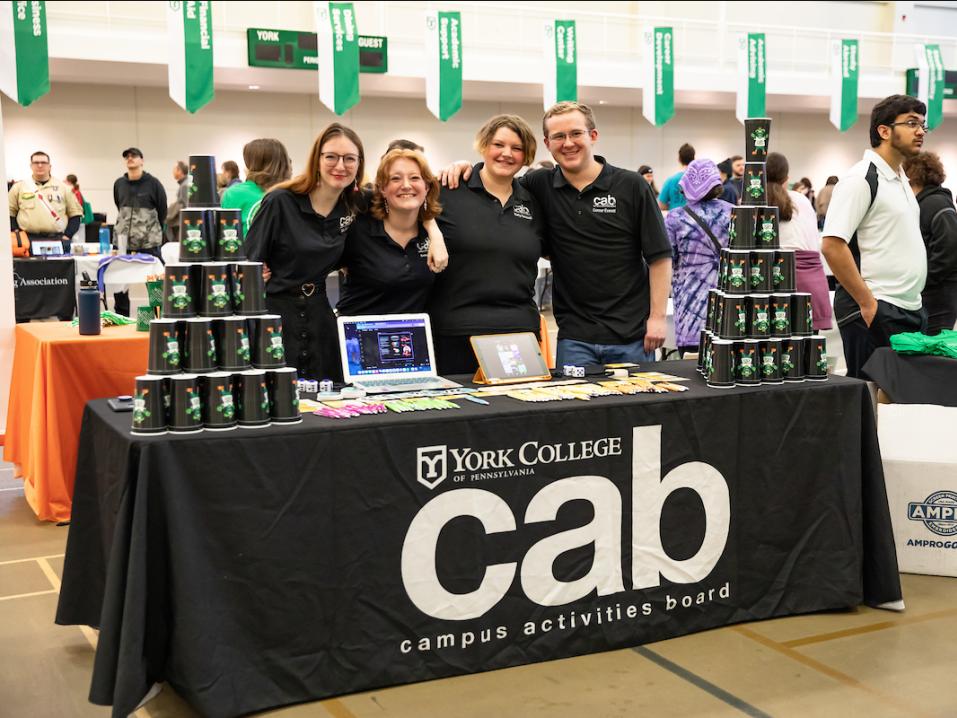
[
  {"xmin": 78, "ymin": 272, "xmax": 101, "ymax": 336},
  {"xmin": 98, "ymin": 226, "xmax": 111, "ymax": 255}
]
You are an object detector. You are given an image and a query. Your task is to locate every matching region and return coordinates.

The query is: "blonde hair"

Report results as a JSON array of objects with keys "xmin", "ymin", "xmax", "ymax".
[
  {"xmin": 542, "ymin": 101, "xmax": 597, "ymax": 136},
  {"xmin": 369, "ymin": 149, "xmax": 442, "ymax": 222},
  {"xmin": 474, "ymin": 115, "xmax": 537, "ymax": 167}
]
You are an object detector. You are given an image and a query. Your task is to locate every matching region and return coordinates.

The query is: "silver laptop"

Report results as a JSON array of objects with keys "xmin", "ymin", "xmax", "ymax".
[{"xmin": 337, "ymin": 313, "xmax": 462, "ymax": 394}]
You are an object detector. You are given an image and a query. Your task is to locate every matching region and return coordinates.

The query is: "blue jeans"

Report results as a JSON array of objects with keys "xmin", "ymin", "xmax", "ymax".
[{"xmin": 556, "ymin": 338, "xmax": 656, "ymax": 367}]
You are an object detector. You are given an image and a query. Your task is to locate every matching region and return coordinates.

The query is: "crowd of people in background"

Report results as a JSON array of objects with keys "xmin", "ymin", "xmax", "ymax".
[{"xmin": 9, "ymin": 93, "xmax": 956, "ymax": 378}]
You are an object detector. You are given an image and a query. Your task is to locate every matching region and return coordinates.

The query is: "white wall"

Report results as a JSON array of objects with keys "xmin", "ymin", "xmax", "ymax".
[
  {"xmin": 4, "ymin": 83, "xmax": 957, "ymax": 223},
  {"xmin": 0, "ymin": 104, "xmax": 14, "ymax": 434}
]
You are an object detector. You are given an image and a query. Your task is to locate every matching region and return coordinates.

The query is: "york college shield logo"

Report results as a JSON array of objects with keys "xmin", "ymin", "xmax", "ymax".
[{"xmin": 417, "ymin": 445, "xmax": 447, "ymax": 489}]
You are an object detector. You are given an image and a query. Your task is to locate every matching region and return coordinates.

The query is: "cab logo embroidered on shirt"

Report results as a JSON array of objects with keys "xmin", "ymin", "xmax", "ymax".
[
  {"xmin": 416, "ymin": 239, "xmax": 430, "ymax": 257},
  {"xmin": 592, "ymin": 195, "xmax": 617, "ymax": 214},
  {"xmin": 339, "ymin": 214, "xmax": 355, "ymax": 233},
  {"xmin": 513, "ymin": 204, "xmax": 533, "ymax": 221}
]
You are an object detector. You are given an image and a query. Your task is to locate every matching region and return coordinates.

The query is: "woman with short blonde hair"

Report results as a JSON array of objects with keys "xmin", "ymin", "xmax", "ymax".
[{"xmin": 428, "ymin": 113, "xmax": 547, "ymax": 374}]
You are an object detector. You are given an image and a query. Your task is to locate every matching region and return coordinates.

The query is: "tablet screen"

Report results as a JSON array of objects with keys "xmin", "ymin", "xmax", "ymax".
[{"xmin": 470, "ymin": 332, "xmax": 550, "ymax": 383}]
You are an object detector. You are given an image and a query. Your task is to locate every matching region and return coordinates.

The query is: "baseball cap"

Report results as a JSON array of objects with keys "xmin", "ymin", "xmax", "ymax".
[
  {"xmin": 122, "ymin": 147, "xmax": 144, "ymax": 159},
  {"xmin": 638, "ymin": 165, "xmax": 653, "ymax": 176}
]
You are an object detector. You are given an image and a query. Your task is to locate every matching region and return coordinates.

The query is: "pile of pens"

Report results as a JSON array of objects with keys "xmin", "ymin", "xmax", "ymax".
[{"xmin": 311, "ymin": 392, "xmax": 489, "ymax": 420}]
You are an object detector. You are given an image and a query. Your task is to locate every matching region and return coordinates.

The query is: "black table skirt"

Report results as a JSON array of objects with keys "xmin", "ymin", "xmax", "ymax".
[
  {"xmin": 863, "ymin": 347, "xmax": 957, "ymax": 406},
  {"xmin": 57, "ymin": 362, "xmax": 901, "ymax": 718}
]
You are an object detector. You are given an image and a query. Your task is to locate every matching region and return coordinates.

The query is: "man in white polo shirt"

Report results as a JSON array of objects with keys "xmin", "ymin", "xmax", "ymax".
[{"xmin": 822, "ymin": 94, "xmax": 928, "ymax": 378}]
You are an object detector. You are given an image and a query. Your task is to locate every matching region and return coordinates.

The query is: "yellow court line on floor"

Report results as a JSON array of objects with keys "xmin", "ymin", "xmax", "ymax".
[
  {"xmin": 733, "ymin": 625, "xmax": 934, "ymax": 718},
  {"xmin": 0, "ymin": 553, "xmax": 65, "ymax": 566},
  {"xmin": 0, "ymin": 588, "xmax": 57, "ymax": 601},
  {"xmin": 321, "ymin": 698, "xmax": 360, "ymax": 718},
  {"xmin": 36, "ymin": 557, "xmax": 62, "ymax": 591},
  {"xmin": 783, "ymin": 607, "xmax": 957, "ymax": 648}
]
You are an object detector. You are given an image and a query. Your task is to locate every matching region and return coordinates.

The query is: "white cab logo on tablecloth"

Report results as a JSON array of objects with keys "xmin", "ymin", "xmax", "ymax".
[{"xmin": 402, "ymin": 425, "xmax": 731, "ymax": 620}]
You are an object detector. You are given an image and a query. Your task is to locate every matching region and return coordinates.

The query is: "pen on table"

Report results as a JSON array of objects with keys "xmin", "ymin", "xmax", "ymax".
[{"xmin": 460, "ymin": 394, "xmax": 489, "ymax": 405}]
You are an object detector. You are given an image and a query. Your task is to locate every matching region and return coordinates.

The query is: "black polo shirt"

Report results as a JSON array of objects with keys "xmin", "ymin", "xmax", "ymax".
[
  {"xmin": 429, "ymin": 164, "xmax": 545, "ymax": 336},
  {"xmin": 521, "ymin": 156, "xmax": 671, "ymax": 344},
  {"xmin": 243, "ymin": 189, "xmax": 357, "ymax": 295},
  {"xmin": 336, "ymin": 213, "xmax": 434, "ymax": 315}
]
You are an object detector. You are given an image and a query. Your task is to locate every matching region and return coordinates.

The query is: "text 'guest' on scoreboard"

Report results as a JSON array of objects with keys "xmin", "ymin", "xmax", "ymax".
[{"xmin": 247, "ymin": 28, "xmax": 388, "ymax": 73}]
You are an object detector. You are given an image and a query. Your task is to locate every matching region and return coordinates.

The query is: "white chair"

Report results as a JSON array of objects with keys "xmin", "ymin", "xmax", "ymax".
[
  {"xmin": 100, "ymin": 255, "xmax": 164, "ymax": 311},
  {"xmin": 161, "ymin": 242, "xmax": 180, "ymax": 265}
]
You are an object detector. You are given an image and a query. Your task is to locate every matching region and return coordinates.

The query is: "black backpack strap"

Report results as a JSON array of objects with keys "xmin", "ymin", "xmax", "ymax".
[{"xmin": 681, "ymin": 204, "xmax": 724, "ymax": 256}]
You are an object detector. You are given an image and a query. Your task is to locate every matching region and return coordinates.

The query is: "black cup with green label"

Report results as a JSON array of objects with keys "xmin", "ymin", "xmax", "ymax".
[
  {"xmin": 741, "ymin": 163, "xmax": 767, "ymax": 206},
  {"xmin": 758, "ymin": 338, "xmax": 783, "ymax": 384},
  {"xmin": 772, "ymin": 250, "xmax": 796, "ymax": 292},
  {"xmin": 213, "ymin": 209, "xmax": 245, "ymax": 261},
  {"xmin": 169, "ymin": 374, "xmax": 203, "ymax": 434},
  {"xmin": 131, "ymin": 375, "xmax": 168, "ymax": 436},
  {"xmin": 805, "ymin": 335, "xmax": 828, "ymax": 381},
  {"xmin": 753, "ymin": 206, "xmax": 780, "ymax": 249},
  {"xmin": 237, "ymin": 369, "xmax": 271, "ymax": 428},
  {"xmin": 161, "ymin": 263, "xmax": 195, "ymax": 319},
  {"xmin": 770, "ymin": 293, "xmax": 792, "ymax": 337},
  {"xmin": 729, "ymin": 207, "xmax": 757, "ymax": 249},
  {"xmin": 782, "ymin": 336, "xmax": 806, "ymax": 382},
  {"xmin": 707, "ymin": 340, "xmax": 735, "ymax": 388},
  {"xmin": 202, "ymin": 372, "xmax": 238, "ymax": 431},
  {"xmin": 179, "ymin": 209, "xmax": 211, "ymax": 262},
  {"xmin": 745, "ymin": 118, "xmax": 771, "ymax": 159},
  {"xmin": 147, "ymin": 318, "xmax": 183, "ymax": 375},
  {"xmin": 267, "ymin": 367, "xmax": 302, "ymax": 424},
  {"xmin": 734, "ymin": 339, "xmax": 761, "ymax": 386}
]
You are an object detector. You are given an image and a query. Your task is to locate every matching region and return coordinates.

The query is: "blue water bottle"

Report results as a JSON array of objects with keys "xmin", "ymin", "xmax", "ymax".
[
  {"xmin": 78, "ymin": 272, "xmax": 101, "ymax": 335},
  {"xmin": 98, "ymin": 226, "xmax": 111, "ymax": 255}
]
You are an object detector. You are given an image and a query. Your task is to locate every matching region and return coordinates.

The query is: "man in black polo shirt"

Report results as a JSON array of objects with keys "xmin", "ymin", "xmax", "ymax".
[{"xmin": 445, "ymin": 102, "xmax": 672, "ymax": 366}]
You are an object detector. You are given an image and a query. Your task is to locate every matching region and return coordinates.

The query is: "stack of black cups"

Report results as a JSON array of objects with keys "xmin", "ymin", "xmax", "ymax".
[
  {"xmin": 700, "ymin": 120, "xmax": 828, "ymax": 389},
  {"xmin": 131, "ymin": 154, "xmax": 302, "ymax": 436}
]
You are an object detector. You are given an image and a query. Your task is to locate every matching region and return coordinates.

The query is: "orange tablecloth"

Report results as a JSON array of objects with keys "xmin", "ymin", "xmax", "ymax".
[{"xmin": 3, "ymin": 322, "xmax": 148, "ymax": 522}]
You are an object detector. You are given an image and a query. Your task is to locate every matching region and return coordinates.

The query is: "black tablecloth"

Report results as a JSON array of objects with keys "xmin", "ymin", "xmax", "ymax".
[
  {"xmin": 56, "ymin": 363, "xmax": 900, "ymax": 718},
  {"xmin": 13, "ymin": 257, "xmax": 76, "ymax": 321},
  {"xmin": 863, "ymin": 347, "xmax": 957, "ymax": 407}
]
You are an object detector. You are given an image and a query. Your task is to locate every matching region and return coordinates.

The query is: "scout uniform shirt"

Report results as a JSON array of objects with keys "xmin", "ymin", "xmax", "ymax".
[
  {"xmin": 521, "ymin": 157, "xmax": 672, "ymax": 345},
  {"xmin": 9, "ymin": 176, "xmax": 82, "ymax": 234}
]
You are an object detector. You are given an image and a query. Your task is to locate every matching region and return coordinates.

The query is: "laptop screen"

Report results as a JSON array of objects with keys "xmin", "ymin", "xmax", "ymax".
[{"xmin": 340, "ymin": 316, "xmax": 435, "ymax": 379}]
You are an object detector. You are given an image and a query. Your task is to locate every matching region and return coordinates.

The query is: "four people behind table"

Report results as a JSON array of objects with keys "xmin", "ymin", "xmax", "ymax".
[{"xmin": 36, "ymin": 92, "xmax": 936, "ymax": 379}]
